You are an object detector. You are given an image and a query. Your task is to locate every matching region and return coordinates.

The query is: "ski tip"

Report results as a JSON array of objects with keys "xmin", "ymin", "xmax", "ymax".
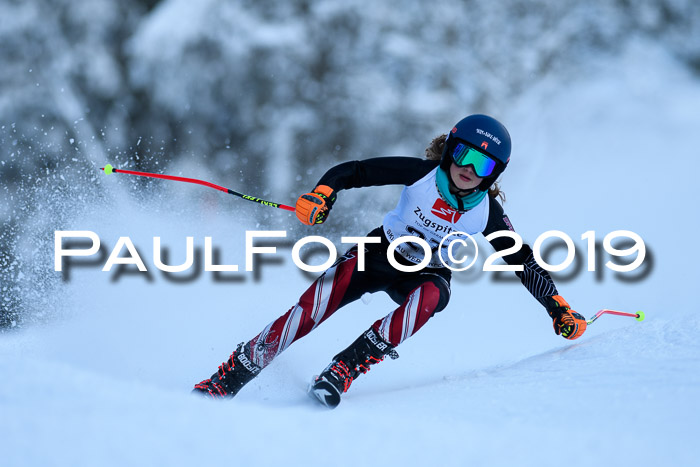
[
  {"xmin": 635, "ymin": 311, "xmax": 645, "ymax": 322},
  {"xmin": 102, "ymin": 164, "xmax": 114, "ymax": 175},
  {"xmin": 308, "ymin": 376, "xmax": 342, "ymax": 409}
]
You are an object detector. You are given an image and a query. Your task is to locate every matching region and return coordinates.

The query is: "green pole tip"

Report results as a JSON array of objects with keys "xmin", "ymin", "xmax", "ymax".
[
  {"xmin": 104, "ymin": 164, "xmax": 114, "ymax": 175},
  {"xmin": 636, "ymin": 311, "xmax": 645, "ymax": 322}
]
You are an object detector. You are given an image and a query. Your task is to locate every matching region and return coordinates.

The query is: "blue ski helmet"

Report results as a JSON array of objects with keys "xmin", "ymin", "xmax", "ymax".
[{"xmin": 440, "ymin": 114, "xmax": 512, "ymax": 191}]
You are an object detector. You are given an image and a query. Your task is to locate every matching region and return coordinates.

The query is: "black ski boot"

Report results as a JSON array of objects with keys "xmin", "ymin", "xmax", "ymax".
[
  {"xmin": 309, "ymin": 328, "xmax": 399, "ymax": 408},
  {"xmin": 193, "ymin": 342, "xmax": 261, "ymax": 399}
]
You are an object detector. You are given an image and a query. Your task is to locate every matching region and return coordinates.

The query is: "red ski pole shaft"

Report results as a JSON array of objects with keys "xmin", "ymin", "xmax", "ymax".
[
  {"xmin": 100, "ymin": 164, "xmax": 295, "ymax": 212},
  {"xmin": 586, "ymin": 309, "xmax": 645, "ymax": 325}
]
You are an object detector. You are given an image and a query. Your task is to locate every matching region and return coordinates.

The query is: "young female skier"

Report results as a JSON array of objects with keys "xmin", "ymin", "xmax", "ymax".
[{"xmin": 193, "ymin": 114, "xmax": 587, "ymax": 408}]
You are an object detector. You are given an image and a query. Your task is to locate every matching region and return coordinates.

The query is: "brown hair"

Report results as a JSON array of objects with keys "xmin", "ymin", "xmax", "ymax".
[{"xmin": 425, "ymin": 134, "xmax": 505, "ymax": 202}]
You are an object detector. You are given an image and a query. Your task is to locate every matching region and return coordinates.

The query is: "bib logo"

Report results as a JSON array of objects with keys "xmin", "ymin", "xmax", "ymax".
[{"xmin": 431, "ymin": 198, "xmax": 462, "ymax": 223}]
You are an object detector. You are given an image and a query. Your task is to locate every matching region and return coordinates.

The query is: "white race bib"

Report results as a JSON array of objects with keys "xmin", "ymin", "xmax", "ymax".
[{"xmin": 382, "ymin": 168, "xmax": 489, "ymax": 268}]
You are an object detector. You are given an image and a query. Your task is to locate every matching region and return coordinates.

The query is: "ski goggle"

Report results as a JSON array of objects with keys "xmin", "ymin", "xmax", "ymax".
[{"xmin": 450, "ymin": 142, "xmax": 498, "ymax": 177}]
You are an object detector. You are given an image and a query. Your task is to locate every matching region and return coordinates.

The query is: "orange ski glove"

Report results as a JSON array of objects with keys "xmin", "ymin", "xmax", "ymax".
[
  {"xmin": 295, "ymin": 185, "xmax": 336, "ymax": 225},
  {"xmin": 543, "ymin": 295, "xmax": 587, "ymax": 340}
]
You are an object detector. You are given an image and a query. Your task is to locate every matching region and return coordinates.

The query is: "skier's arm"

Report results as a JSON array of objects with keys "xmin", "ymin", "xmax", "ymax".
[
  {"xmin": 482, "ymin": 197, "xmax": 554, "ymax": 300},
  {"xmin": 483, "ymin": 197, "xmax": 586, "ymax": 339},
  {"xmin": 316, "ymin": 157, "xmax": 439, "ymax": 192},
  {"xmin": 295, "ymin": 157, "xmax": 439, "ymax": 225}
]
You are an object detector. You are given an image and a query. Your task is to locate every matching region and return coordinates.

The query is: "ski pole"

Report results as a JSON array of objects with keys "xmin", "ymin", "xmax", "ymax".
[
  {"xmin": 586, "ymin": 309, "xmax": 645, "ymax": 325},
  {"xmin": 100, "ymin": 164, "xmax": 295, "ymax": 212}
]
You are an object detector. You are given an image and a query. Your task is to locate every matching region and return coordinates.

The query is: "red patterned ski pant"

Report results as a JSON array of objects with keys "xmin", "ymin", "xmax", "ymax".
[{"xmin": 247, "ymin": 230, "xmax": 451, "ymax": 369}]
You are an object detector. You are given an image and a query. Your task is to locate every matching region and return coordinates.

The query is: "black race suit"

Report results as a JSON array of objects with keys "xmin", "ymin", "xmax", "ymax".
[{"xmin": 246, "ymin": 157, "xmax": 558, "ymax": 368}]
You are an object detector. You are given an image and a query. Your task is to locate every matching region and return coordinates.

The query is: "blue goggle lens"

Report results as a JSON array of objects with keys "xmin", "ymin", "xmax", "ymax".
[{"xmin": 451, "ymin": 143, "xmax": 497, "ymax": 177}]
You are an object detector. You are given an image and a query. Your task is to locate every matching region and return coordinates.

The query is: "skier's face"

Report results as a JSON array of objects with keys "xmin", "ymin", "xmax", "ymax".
[{"xmin": 449, "ymin": 162, "xmax": 483, "ymax": 192}]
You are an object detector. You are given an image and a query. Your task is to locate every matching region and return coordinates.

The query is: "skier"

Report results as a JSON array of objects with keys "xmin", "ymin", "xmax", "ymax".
[{"xmin": 193, "ymin": 114, "xmax": 587, "ymax": 407}]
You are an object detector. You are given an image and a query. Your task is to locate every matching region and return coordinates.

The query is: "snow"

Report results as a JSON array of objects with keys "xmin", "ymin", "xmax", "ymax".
[{"xmin": 2, "ymin": 37, "xmax": 699, "ymax": 467}]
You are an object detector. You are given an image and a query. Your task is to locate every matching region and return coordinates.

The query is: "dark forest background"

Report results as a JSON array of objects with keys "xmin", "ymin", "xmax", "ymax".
[{"xmin": 1, "ymin": 0, "xmax": 698, "ymax": 326}]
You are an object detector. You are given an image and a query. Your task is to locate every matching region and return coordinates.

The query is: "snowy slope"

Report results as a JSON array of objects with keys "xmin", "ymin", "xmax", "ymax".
[
  {"xmin": 1, "ymin": 315, "xmax": 696, "ymax": 467},
  {"xmin": 2, "ymin": 40, "xmax": 699, "ymax": 466}
]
